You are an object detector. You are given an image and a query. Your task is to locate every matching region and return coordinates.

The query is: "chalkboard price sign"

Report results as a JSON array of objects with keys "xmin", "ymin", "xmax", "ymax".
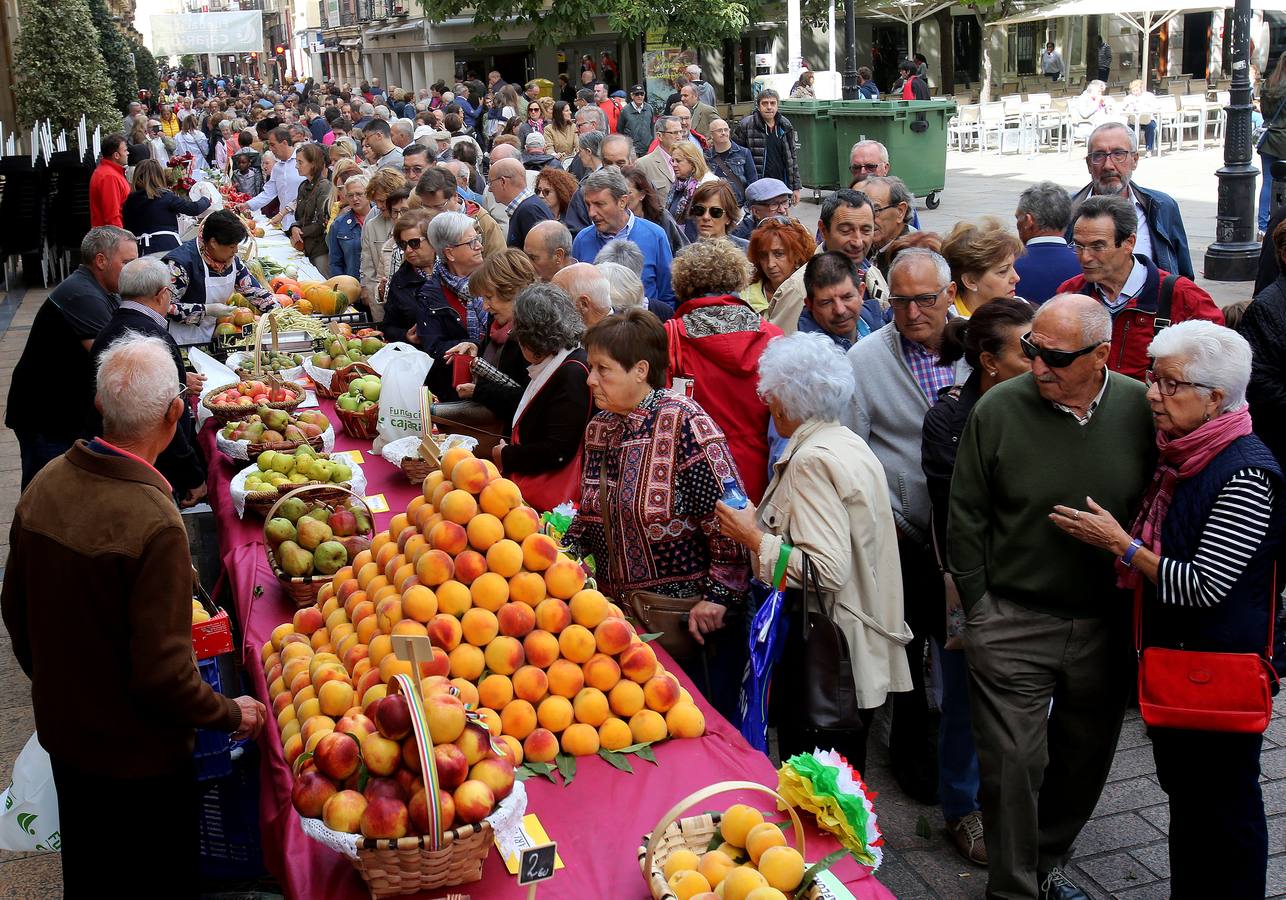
[{"xmin": 517, "ymin": 841, "xmax": 557, "ymax": 887}]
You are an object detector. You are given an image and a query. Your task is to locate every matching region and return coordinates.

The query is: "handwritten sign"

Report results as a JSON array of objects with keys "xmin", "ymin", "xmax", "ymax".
[
  {"xmin": 364, "ymin": 493, "xmax": 389, "ymax": 513},
  {"xmin": 499, "ymin": 814, "xmax": 564, "ymax": 875},
  {"xmin": 517, "ymin": 841, "xmax": 557, "ymax": 886}
]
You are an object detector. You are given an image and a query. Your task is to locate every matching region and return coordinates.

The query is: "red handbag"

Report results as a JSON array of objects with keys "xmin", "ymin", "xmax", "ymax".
[{"xmin": 1136, "ymin": 569, "xmax": 1279, "ymax": 734}]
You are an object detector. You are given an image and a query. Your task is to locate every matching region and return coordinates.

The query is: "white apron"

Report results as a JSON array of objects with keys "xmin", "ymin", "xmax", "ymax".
[{"xmin": 168, "ymin": 253, "xmax": 236, "ymax": 346}]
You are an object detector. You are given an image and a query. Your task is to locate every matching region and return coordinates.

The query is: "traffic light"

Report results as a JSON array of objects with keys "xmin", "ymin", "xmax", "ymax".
[{"xmin": 275, "ymin": 44, "xmax": 286, "ymax": 56}]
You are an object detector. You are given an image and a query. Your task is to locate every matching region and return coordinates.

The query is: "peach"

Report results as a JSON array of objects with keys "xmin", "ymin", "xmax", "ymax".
[
  {"xmin": 666, "ymin": 702, "xmax": 705, "ymax": 739},
  {"xmin": 470, "ymin": 756, "xmax": 515, "ymax": 801},
  {"xmin": 645, "ymin": 673, "xmax": 682, "ymax": 713},
  {"xmin": 439, "ymin": 489, "xmax": 479, "ymax": 525},
  {"xmin": 448, "ymin": 643, "xmax": 485, "ymax": 681},
  {"xmin": 479, "ymin": 478, "xmax": 523, "ymax": 517},
  {"xmin": 294, "ymin": 606, "xmax": 325, "ymax": 636},
  {"xmin": 537, "ymin": 695, "xmax": 574, "ymax": 732},
  {"xmin": 436, "ymin": 580, "xmax": 473, "ymax": 617},
  {"xmin": 503, "ymin": 505, "xmax": 541, "ymax": 542},
  {"xmin": 499, "ymin": 698, "xmax": 537, "ymax": 740},
  {"xmin": 355, "ymin": 615, "xmax": 379, "ymax": 646},
  {"xmin": 357, "ymin": 560, "xmax": 381, "ymax": 590},
  {"xmin": 497, "ymin": 602, "xmax": 536, "ymax": 638},
  {"xmin": 569, "ymin": 589, "xmax": 609, "ymax": 629},
  {"xmin": 439, "ymin": 448, "xmax": 473, "ymax": 481},
  {"xmin": 560, "ymin": 722, "xmax": 601, "ymax": 757},
  {"xmin": 745, "ymin": 822, "xmax": 787, "ymax": 865},
  {"xmin": 415, "ymin": 506, "xmax": 441, "ymax": 535},
  {"xmin": 509, "ymin": 571, "xmax": 548, "ymax": 608},
  {"xmin": 420, "ymin": 646, "xmax": 451, "ymax": 678},
  {"xmin": 336, "ymin": 713, "xmax": 375, "ymax": 742},
  {"xmin": 484, "ymin": 635, "xmax": 525, "ymax": 675},
  {"xmin": 451, "ymin": 457, "xmax": 491, "ymax": 494},
  {"xmin": 466, "ymin": 513, "xmax": 505, "ymax": 552},
  {"xmin": 361, "ymin": 732, "xmax": 401, "ymax": 776},
  {"xmin": 457, "ymin": 722, "xmax": 493, "ymax": 765},
  {"xmin": 430, "ymin": 479, "xmax": 456, "ymax": 509},
  {"xmin": 558, "ymin": 624, "xmax": 596, "ymax": 664},
  {"xmin": 522, "ymin": 630, "xmax": 561, "ymax": 669},
  {"xmin": 378, "ymin": 654, "xmax": 413, "ymax": 683},
  {"xmin": 546, "ymin": 658, "xmax": 585, "ymax": 698},
  {"xmin": 477, "ymin": 706, "xmax": 502, "ymax": 737},
  {"xmin": 425, "ymin": 519, "xmax": 465, "ymax": 556},
  {"xmin": 478, "ymin": 674, "xmax": 513, "ymax": 711},
  {"xmin": 283, "ymin": 733, "xmax": 305, "ymax": 768},
  {"xmin": 470, "ymin": 572, "xmax": 510, "ymax": 612},
  {"xmin": 425, "ymin": 692, "xmax": 467, "ymax": 744},
  {"xmin": 521, "ymin": 533, "xmax": 559, "ymax": 572},
  {"xmin": 415, "ymin": 548, "xmax": 454, "ymax": 587},
  {"xmin": 401, "ymin": 585, "xmax": 438, "ymax": 623},
  {"xmin": 269, "ymin": 676, "xmax": 287, "ymax": 700},
  {"xmin": 322, "ymin": 789, "xmax": 367, "ymax": 833},
  {"xmin": 375, "ymin": 596, "xmax": 403, "ymax": 633},
  {"xmin": 523, "ymin": 727, "xmax": 560, "ymax": 763},
  {"xmin": 595, "ymin": 617, "xmax": 633, "ymax": 656},
  {"xmin": 428, "ymin": 613, "xmax": 463, "ymax": 651},
  {"xmin": 409, "ymin": 787, "xmax": 455, "ymax": 835},
  {"xmin": 343, "ymin": 588, "xmax": 368, "ymax": 618},
  {"xmin": 757, "ymin": 846, "xmax": 805, "ymax": 893},
  {"xmin": 419, "ymin": 674, "xmax": 452, "ymax": 699},
  {"xmin": 313, "ymin": 729, "xmax": 361, "ymax": 780},
  {"xmin": 384, "ymin": 550, "xmax": 408, "ymax": 583},
  {"xmin": 324, "ymin": 607, "xmax": 348, "ymax": 632},
  {"xmin": 318, "ymin": 680, "xmax": 356, "ymax": 718},
  {"xmin": 498, "ymin": 734, "xmax": 523, "ymax": 766},
  {"xmin": 292, "ymin": 769, "xmax": 338, "ymax": 819},
  {"xmin": 544, "ymin": 558, "xmax": 586, "ymax": 600},
  {"xmin": 620, "ymin": 643, "xmax": 658, "ymax": 683},
  {"xmin": 421, "ymin": 467, "xmax": 445, "ymax": 500},
  {"xmin": 573, "ymin": 687, "xmax": 610, "ymax": 727},
  {"xmin": 485, "ymin": 539, "xmax": 524, "ymax": 578},
  {"xmin": 388, "ymin": 513, "xmax": 411, "ymax": 538},
  {"xmin": 355, "ymin": 668, "xmax": 383, "ymax": 701},
  {"xmin": 457, "ymin": 608, "xmax": 497, "ymax": 647},
  {"xmin": 629, "ymin": 709, "xmax": 668, "ymax": 744},
  {"xmin": 433, "ymin": 742, "xmax": 469, "ymax": 789},
  {"xmin": 582, "ymin": 653, "xmax": 622, "ymax": 692},
  {"xmin": 453, "ymin": 549, "xmax": 488, "ymax": 585},
  {"xmin": 375, "ymin": 541, "xmax": 400, "ymax": 571},
  {"xmin": 512, "ymin": 665, "xmax": 549, "ymax": 703},
  {"xmin": 361, "ymin": 683, "xmax": 388, "ymax": 712},
  {"xmin": 451, "ymin": 677, "xmax": 480, "ymax": 709},
  {"xmin": 534, "ymin": 597, "xmax": 571, "ymax": 633},
  {"xmin": 360, "ymin": 796, "xmax": 409, "ymax": 839},
  {"xmin": 669, "ymin": 870, "xmax": 712, "ymax": 900},
  {"xmin": 336, "ymin": 575, "xmax": 361, "ymax": 602},
  {"xmin": 482, "ymin": 459, "xmax": 501, "ymax": 482},
  {"xmin": 598, "ymin": 717, "xmax": 633, "ymax": 751},
  {"xmin": 452, "ymin": 779, "xmax": 495, "ymax": 825}
]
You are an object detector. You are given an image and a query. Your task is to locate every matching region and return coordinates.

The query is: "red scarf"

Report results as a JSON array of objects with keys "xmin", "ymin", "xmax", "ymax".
[
  {"xmin": 1117, "ymin": 405, "xmax": 1253, "ymax": 588},
  {"xmin": 489, "ymin": 318, "xmax": 513, "ymax": 345}
]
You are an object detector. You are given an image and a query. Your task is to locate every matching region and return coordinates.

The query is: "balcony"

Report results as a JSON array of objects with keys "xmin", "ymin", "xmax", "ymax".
[{"xmin": 360, "ymin": 0, "xmax": 390, "ymax": 21}]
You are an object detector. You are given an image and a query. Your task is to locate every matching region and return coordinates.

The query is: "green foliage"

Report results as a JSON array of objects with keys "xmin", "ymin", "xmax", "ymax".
[
  {"xmin": 133, "ymin": 41, "xmax": 160, "ymax": 97},
  {"xmin": 86, "ymin": 0, "xmax": 138, "ymax": 113},
  {"xmin": 13, "ymin": 0, "xmax": 119, "ymax": 133}
]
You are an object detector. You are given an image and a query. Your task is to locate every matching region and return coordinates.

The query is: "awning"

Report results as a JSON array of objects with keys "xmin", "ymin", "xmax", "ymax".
[
  {"xmin": 366, "ymin": 19, "xmax": 422, "ymax": 36},
  {"xmin": 339, "ymin": 38, "xmax": 361, "ymax": 47}
]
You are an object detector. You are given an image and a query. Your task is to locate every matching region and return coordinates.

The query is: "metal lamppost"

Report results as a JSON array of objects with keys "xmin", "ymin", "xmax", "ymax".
[
  {"xmin": 1204, "ymin": 0, "xmax": 1258, "ymax": 280},
  {"xmin": 842, "ymin": 0, "xmax": 859, "ymax": 99}
]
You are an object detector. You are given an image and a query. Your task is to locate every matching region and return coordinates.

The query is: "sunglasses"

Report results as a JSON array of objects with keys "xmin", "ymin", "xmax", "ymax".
[
  {"xmin": 690, "ymin": 205, "xmax": 725, "ymax": 219},
  {"xmin": 397, "ymin": 236, "xmax": 425, "ymax": 251},
  {"xmin": 850, "ymin": 162, "xmax": 881, "ymax": 174},
  {"xmin": 1020, "ymin": 332, "xmax": 1103, "ymax": 368}
]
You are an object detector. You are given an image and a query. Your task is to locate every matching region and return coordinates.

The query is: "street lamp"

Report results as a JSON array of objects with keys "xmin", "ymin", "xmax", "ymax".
[
  {"xmin": 842, "ymin": 0, "xmax": 858, "ymax": 98},
  {"xmin": 1204, "ymin": 0, "xmax": 1258, "ymax": 281}
]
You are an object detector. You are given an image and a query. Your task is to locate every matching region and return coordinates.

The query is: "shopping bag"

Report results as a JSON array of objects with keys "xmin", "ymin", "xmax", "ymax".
[
  {"xmin": 738, "ymin": 545, "xmax": 793, "ymax": 753},
  {"xmin": 369, "ymin": 342, "xmax": 433, "ymax": 453},
  {"xmin": 0, "ymin": 733, "xmax": 60, "ymax": 852}
]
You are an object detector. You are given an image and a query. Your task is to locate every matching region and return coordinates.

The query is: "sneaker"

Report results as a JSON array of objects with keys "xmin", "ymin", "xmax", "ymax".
[
  {"xmin": 1039, "ymin": 866, "xmax": 1090, "ymax": 900},
  {"xmin": 945, "ymin": 811, "xmax": 987, "ymax": 866}
]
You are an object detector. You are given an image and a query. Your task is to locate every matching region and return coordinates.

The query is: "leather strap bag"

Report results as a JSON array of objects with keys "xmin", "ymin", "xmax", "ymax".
[
  {"xmin": 1136, "ymin": 567, "xmax": 1278, "ymax": 734},
  {"xmin": 787, "ymin": 552, "xmax": 864, "ymax": 731}
]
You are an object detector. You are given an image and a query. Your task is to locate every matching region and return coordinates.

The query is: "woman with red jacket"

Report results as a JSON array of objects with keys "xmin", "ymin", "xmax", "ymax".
[{"xmin": 664, "ymin": 239, "xmax": 782, "ymax": 502}]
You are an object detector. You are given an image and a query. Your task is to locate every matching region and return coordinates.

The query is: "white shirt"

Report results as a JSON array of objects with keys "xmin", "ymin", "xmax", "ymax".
[
  {"xmin": 1094, "ymin": 257, "xmax": 1147, "ymax": 313},
  {"xmin": 247, "ymin": 148, "xmax": 304, "ymax": 230},
  {"xmin": 1042, "ymin": 50, "xmax": 1063, "ymax": 74},
  {"xmin": 1128, "ymin": 187, "xmax": 1154, "ymax": 262},
  {"xmin": 1025, "ymin": 235, "xmax": 1069, "ymax": 248}
]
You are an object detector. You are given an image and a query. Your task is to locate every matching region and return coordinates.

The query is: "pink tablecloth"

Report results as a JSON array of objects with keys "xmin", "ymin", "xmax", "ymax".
[{"xmin": 199, "ymin": 405, "xmax": 893, "ymax": 900}]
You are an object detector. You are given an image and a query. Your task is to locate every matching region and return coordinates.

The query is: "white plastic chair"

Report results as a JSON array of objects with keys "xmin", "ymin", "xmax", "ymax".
[{"xmin": 949, "ymin": 104, "xmax": 982, "ymax": 151}]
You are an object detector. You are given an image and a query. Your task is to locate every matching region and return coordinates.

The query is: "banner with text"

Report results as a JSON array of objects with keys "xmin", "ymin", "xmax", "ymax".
[{"xmin": 150, "ymin": 12, "xmax": 264, "ymax": 55}]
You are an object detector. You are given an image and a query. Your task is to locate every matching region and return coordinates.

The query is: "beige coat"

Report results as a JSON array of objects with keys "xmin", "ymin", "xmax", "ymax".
[{"xmin": 754, "ymin": 418, "xmax": 912, "ymax": 709}]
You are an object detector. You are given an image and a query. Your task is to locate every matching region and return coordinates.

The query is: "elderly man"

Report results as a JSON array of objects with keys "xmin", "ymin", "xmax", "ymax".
[
  {"xmin": 524, "ymin": 220, "xmax": 574, "ymax": 281},
  {"xmin": 864, "ymin": 175, "xmax": 916, "ymax": 270},
  {"xmin": 769, "ymin": 189, "xmax": 876, "ymax": 334},
  {"xmin": 390, "ymin": 118, "xmax": 415, "ymax": 148},
  {"xmin": 363, "ymin": 118, "xmax": 405, "ymax": 172},
  {"xmin": 2, "ymin": 332, "xmax": 267, "ymax": 896},
  {"xmin": 489, "ymin": 157, "xmax": 553, "ymax": 249},
  {"xmin": 1057, "ymin": 194, "xmax": 1221, "ymax": 380},
  {"xmin": 685, "ymin": 63, "xmax": 716, "ymax": 106},
  {"xmin": 847, "ymin": 248, "xmax": 968, "ymax": 808},
  {"xmin": 849, "ymin": 139, "xmax": 890, "ymax": 183},
  {"xmin": 618, "ymin": 84, "xmax": 655, "ymax": 157},
  {"xmin": 1014, "ymin": 181, "xmax": 1081, "ymax": 305},
  {"xmin": 7, "ymin": 226, "xmax": 135, "ymax": 487},
  {"xmin": 572, "ymin": 169, "xmax": 675, "ymax": 307},
  {"xmin": 704, "ymin": 119, "xmax": 757, "ymax": 207},
  {"xmin": 522, "ymin": 132, "xmax": 562, "ymax": 172},
  {"xmin": 1069, "ymin": 122, "xmax": 1193, "ymax": 279},
  {"xmin": 244, "ymin": 126, "xmax": 304, "ymax": 229},
  {"xmin": 670, "ymin": 104, "xmax": 705, "ymax": 150},
  {"xmin": 89, "ymin": 134, "xmax": 130, "ymax": 228},
  {"xmin": 800, "ymin": 251, "xmax": 883, "ymax": 350},
  {"xmin": 679, "ymin": 82, "xmax": 718, "ymax": 139},
  {"xmin": 948, "ymin": 294, "xmax": 1155, "ymax": 900},
  {"xmin": 553, "ymin": 262, "xmax": 612, "ymax": 327},
  {"xmin": 730, "ymin": 177, "xmax": 792, "ymax": 241},
  {"xmin": 414, "ymin": 166, "xmax": 504, "ymax": 257},
  {"xmin": 634, "ymin": 116, "xmax": 682, "ymax": 198},
  {"xmin": 89, "ymin": 257, "xmax": 207, "ymax": 506},
  {"xmin": 735, "ymin": 90, "xmax": 801, "ymax": 206},
  {"xmin": 593, "ymin": 81, "xmax": 620, "ymax": 132}
]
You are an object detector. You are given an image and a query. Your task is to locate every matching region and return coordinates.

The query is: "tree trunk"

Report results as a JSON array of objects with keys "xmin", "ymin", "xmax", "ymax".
[
  {"xmin": 979, "ymin": 16, "xmax": 993, "ymax": 102},
  {"xmin": 936, "ymin": 7, "xmax": 956, "ymax": 93}
]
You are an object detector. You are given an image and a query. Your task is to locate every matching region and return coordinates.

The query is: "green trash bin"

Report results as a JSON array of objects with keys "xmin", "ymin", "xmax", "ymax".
[
  {"xmin": 829, "ymin": 99, "xmax": 957, "ymax": 208},
  {"xmin": 778, "ymin": 100, "xmax": 839, "ymax": 193}
]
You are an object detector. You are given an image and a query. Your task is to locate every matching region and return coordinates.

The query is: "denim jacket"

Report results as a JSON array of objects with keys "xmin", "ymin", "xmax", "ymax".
[{"xmin": 1070, "ymin": 182, "xmax": 1194, "ymax": 280}]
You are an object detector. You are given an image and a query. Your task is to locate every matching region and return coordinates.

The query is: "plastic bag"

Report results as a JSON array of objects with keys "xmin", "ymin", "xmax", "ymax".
[
  {"xmin": 187, "ymin": 346, "xmax": 239, "ymax": 428},
  {"xmin": 0, "ymin": 733, "xmax": 60, "ymax": 852},
  {"xmin": 368, "ymin": 342, "xmax": 433, "ymax": 453}
]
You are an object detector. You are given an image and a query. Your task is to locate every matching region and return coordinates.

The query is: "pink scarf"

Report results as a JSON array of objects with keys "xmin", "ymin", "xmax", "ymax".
[{"xmin": 1117, "ymin": 405, "xmax": 1253, "ymax": 588}]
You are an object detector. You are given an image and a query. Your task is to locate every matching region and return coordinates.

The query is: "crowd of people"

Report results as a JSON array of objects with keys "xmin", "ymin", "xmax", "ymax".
[{"xmin": 18, "ymin": 65, "xmax": 1286, "ymax": 900}]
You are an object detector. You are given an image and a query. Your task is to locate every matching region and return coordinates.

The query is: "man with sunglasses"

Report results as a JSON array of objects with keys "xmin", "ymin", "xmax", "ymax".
[
  {"xmin": 1057, "ymin": 194, "xmax": 1221, "ymax": 381},
  {"xmin": 947, "ymin": 294, "xmax": 1155, "ymax": 900},
  {"xmin": 1068, "ymin": 122, "xmax": 1193, "ymax": 279}
]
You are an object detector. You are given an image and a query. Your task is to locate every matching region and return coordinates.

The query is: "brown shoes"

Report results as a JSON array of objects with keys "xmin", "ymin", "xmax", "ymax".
[{"xmin": 945, "ymin": 811, "xmax": 988, "ymax": 866}]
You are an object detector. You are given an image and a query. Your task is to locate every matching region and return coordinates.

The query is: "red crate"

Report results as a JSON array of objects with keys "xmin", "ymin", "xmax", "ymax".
[{"xmin": 193, "ymin": 609, "xmax": 234, "ymax": 660}]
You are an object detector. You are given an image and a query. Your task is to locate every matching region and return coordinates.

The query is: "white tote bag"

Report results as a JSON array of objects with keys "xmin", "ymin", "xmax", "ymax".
[
  {"xmin": 0, "ymin": 733, "xmax": 60, "ymax": 852},
  {"xmin": 369, "ymin": 342, "xmax": 433, "ymax": 453}
]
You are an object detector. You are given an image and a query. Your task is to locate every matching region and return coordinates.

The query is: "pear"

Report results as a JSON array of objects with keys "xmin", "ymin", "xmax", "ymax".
[
  {"xmin": 297, "ymin": 516, "xmax": 333, "ymax": 551},
  {"xmin": 270, "ymin": 453, "xmax": 295, "ymax": 475},
  {"xmin": 331, "ymin": 463, "xmax": 353, "ymax": 484},
  {"xmin": 278, "ymin": 497, "xmax": 309, "ymax": 523},
  {"xmin": 265, "ymin": 517, "xmax": 297, "ymax": 545},
  {"xmin": 277, "ymin": 541, "xmax": 314, "ymax": 577},
  {"xmin": 283, "ymin": 424, "xmax": 306, "ymax": 442},
  {"xmin": 361, "ymin": 337, "xmax": 384, "ymax": 355},
  {"xmin": 310, "ymin": 459, "xmax": 334, "ymax": 483},
  {"xmin": 257, "ymin": 450, "xmax": 278, "ymax": 472},
  {"xmin": 265, "ymin": 408, "xmax": 290, "ymax": 433},
  {"xmin": 305, "ymin": 507, "xmax": 330, "ymax": 522},
  {"xmin": 288, "ymin": 472, "xmax": 309, "ymax": 485}
]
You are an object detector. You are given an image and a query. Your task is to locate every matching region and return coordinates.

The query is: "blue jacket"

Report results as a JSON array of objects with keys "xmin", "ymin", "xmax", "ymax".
[
  {"xmin": 1070, "ymin": 183, "xmax": 1194, "ymax": 280},
  {"xmin": 859, "ymin": 81, "xmax": 880, "ymax": 100},
  {"xmin": 705, "ymin": 142, "xmax": 758, "ymax": 206},
  {"xmin": 572, "ymin": 214, "xmax": 675, "ymax": 307},
  {"xmin": 327, "ymin": 210, "xmax": 363, "ymax": 279},
  {"xmin": 1013, "ymin": 237, "xmax": 1081, "ymax": 305}
]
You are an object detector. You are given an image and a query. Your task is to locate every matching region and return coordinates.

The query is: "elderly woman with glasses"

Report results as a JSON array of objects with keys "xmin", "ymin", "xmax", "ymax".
[
  {"xmin": 716, "ymin": 330, "xmax": 912, "ymax": 773},
  {"xmin": 418, "ymin": 211, "xmax": 483, "ymax": 401},
  {"xmin": 1051, "ymin": 321, "xmax": 1283, "ymax": 899}
]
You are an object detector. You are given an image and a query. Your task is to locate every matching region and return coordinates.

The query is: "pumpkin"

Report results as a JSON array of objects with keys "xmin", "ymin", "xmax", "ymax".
[
  {"xmin": 303, "ymin": 283, "xmax": 347, "ymax": 317},
  {"xmin": 273, "ymin": 292, "xmax": 295, "ymax": 307},
  {"xmin": 327, "ymin": 275, "xmax": 361, "ymax": 304},
  {"xmin": 295, "ymin": 298, "xmax": 314, "ymax": 315}
]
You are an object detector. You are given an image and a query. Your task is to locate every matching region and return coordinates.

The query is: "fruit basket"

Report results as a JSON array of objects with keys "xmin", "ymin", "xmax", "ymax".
[
  {"xmin": 230, "ymin": 310, "xmax": 309, "ymax": 383},
  {"xmin": 232, "ymin": 448, "xmax": 367, "ymax": 519},
  {"xmin": 215, "ymin": 408, "xmax": 335, "ymax": 462},
  {"xmin": 305, "ymin": 333, "xmax": 385, "ymax": 398},
  {"xmin": 639, "ymin": 781, "xmax": 810, "ymax": 900},
  {"xmin": 334, "ymin": 367, "xmax": 381, "ymax": 440},
  {"xmin": 264, "ymin": 485, "xmax": 375, "ymax": 607},
  {"xmin": 203, "ymin": 376, "xmax": 304, "ymax": 423}
]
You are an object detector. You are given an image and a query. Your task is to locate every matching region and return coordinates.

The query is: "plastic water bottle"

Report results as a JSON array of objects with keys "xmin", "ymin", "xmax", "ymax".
[{"xmin": 721, "ymin": 478, "xmax": 748, "ymax": 510}]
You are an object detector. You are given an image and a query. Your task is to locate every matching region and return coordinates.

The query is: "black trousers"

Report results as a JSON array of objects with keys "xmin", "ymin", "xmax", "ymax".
[
  {"xmin": 672, "ymin": 614, "xmax": 747, "ymax": 727},
  {"xmin": 51, "ymin": 757, "xmax": 200, "ymax": 899},
  {"xmin": 888, "ymin": 539, "xmax": 944, "ymax": 796},
  {"xmin": 1151, "ymin": 726, "xmax": 1266, "ymax": 899}
]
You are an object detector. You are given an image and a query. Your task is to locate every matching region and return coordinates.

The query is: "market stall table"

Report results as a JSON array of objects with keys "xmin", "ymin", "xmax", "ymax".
[{"xmin": 198, "ymin": 400, "xmax": 894, "ymax": 900}]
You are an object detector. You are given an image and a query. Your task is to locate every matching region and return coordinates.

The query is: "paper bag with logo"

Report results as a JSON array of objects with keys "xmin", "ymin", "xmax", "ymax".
[{"xmin": 369, "ymin": 342, "xmax": 433, "ymax": 453}]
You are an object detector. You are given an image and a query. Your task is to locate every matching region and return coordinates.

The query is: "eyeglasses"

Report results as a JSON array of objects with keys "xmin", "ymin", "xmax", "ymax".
[
  {"xmin": 1069, "ymin": 240, "xmax": 1118, "ymax": 255},
  {"xmin": 1020, "ymin": 332, "xmax": 1103, "ymax": 368},
  {"xmin": 449, "ymin": 236, "xmax": 483, "ymax": 251},
  {"xmin": 1087, "ymin": 149, "xmax": 1133, "ymax": 165},
  {"xmin": 660, "ymin": 129, "xmax": 682, "ymax": 136},
  {"xmin": 690, "ymin": 205, "xmax": 725, "ymax": 219},
  {"xmin": 171, "ymin": 383, "xmax": 190, "ymax": 404},
  {"xmin": 397, "ymin": 236, "xmax": 425, "ymax": 251},
  {"xmin": 870, "ymin": 203, "xmax": 895, "ymax": 216},
  {"xmin": 888, "ymin": 285, "xmax": 948, "ymax": 308},
  {"xmin": 1144, "ymin": 369, "xmax": 1213, "ymax": 396},
  {"xmin": 850, "ymin": 162, "xmax": 881, "ymax": 174}
]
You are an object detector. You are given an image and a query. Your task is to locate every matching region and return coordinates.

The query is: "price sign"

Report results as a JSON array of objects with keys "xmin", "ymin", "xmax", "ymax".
[
  {"xmin": 517, "ymin": 841, "xmax": 557, "ymax": 887},
  {"xmin": 363, "ymin": 493, "xmax": 389, "ymax": 513},
  {"xmin": 331, "ymin": 449, "xmax": 364, "ymax": 465}
]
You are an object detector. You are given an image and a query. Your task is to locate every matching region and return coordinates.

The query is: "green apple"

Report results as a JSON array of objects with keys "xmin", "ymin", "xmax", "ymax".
[
  {"xmin": 360, "ymin": 380, "xmax": 381, "ymax": 402},
  {"xmin": 336, "ymin": 394, "xmax": 359, "ymax": 412}
]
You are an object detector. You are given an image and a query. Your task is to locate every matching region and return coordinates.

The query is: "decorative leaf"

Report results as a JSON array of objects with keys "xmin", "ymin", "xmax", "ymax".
[
  {"xmin": 777, "ymin": 819, "xmax": 794, "ymax": 833},
  {"xmin": 915, "ymin": 815, "xmax": 932, "ymax": 839},
  {"xmin": 597, "ymin": 749, "xmax": 634, "ymax": 773},
  {"xmin": 638, "ymin": 632, "xmax": 664, "ymax": 643},
  {"xmin": 794, "ymin": 848, "xmax": 849, "ymax": 900},
  {"xmin": 555, "ymin": 751, "xmax": 577, "ymax": 787},
  {"xmin": 356, "ymin": 761, "xmax": 370, "ymax": 794},
  {"xmin": 617, "ymin": 741, "xmax": 652, "ymax": 753},
  {"xmin": 705, "ymin": 828, "xmax": 726, "ymax": 853},
  {"xmin": 634, "ymin": 744, "xmax": 658, "ymax": 765},
  {"xmin": 292, "ymin": 749, "xmax": 314, "ymax": 776}
]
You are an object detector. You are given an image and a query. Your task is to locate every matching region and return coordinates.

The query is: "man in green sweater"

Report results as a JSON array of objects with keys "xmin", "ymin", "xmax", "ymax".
[{"xmin": 947, "ymin": 293, "xmax": 1155, "ymax": 900}]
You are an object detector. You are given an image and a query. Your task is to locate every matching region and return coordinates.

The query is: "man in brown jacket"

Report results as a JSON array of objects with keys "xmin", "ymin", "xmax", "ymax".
[{"xmin": 1, "ymin": 332, "xmax": 266, "ymax": 897}]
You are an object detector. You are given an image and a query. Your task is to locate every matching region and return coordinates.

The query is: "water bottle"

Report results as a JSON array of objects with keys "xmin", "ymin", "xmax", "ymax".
[{"xmin": 721, "ymin": 477, "xmax": 748, "ymax": 510}]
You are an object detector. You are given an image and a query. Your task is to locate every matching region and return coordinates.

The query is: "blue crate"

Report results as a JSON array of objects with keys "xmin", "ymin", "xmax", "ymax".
[
  {"xmin": 198, "ymin": 743, "xmax": 265, "ymax": 881},
  {"xmin": 195, "ymin": 655, "xmax": 235, "ymax": 782}
]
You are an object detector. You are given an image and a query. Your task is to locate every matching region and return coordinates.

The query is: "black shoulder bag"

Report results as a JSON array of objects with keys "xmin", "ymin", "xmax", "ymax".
[{"xmin": 786, "ymin": 552, "xmax": 863, "ymax": 731}]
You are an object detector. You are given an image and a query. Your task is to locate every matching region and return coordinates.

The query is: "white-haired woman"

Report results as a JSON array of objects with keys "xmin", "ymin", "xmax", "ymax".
[
  {"xmin": 598, "ymin": 261, "xmax": 644, "ymax": 310},
  {"xmin": 1052, "ymin": 320, "xmax": 1284, "ymax": 899},
  {"xmin": 716, "ymin": 331, "xmax": 912, "ymax": 772},
  {"xmin": 419, "ymin": 211, "xmax": 482, "ymax": 401}
]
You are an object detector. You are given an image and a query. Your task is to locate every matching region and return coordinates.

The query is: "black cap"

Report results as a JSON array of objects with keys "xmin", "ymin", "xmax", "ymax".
[{"xmin": 630, "ymin": 84, "xmax": 645, "ymax": 95}]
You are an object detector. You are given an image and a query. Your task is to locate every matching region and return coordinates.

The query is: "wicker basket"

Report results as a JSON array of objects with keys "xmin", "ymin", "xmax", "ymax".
[
  {"xmin": 349, "ymin": 824, "xmax": 493, "ymax": 898},
  {"xmin": 639, "ymin": 781, "xmax": 811, "ymax": 900},
  {"xmin": 399, "ymin": 455, "xmax": 436, "ymax": 486},
  {"xmin": 335, "ymin": 401, "xmax": 380, "ymax": 441},
  {"xmin": 264, "ymin": 486, "xmax": 374, "ymax": 608},
  {"xmin": 311, "ymin": 359, "xmax": 374, "ymax": 400},
  {"xmin": 203, "ymin": 376, "xmax": 304, "ymax": 423}
]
